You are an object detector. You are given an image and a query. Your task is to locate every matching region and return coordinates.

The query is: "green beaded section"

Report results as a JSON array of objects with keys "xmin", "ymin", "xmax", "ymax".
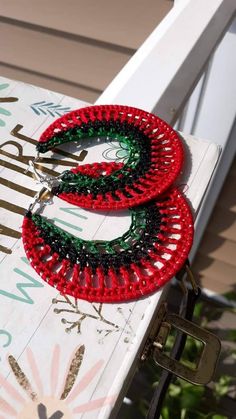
[
  {"xmin": 38, "ymin": 127, "xmax": 141, "ymax": 166},
  {"xmin": 32, "ymin": 206, "xmax": 147, "ymax": 255},
  {"xmin": 37, "ymin": 121, "xmax": 151, "ymax": 197}
]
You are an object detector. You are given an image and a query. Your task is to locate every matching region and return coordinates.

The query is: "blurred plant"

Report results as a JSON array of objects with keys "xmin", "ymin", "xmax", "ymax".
[{"xmin": 213, "ymin": 376, "xmax": 233, "ymax": 400}]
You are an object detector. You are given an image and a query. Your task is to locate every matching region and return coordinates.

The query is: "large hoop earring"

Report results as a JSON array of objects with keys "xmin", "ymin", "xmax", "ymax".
[
  {"xmin": 36, "ymin": 105, "xmax": 184, "ymax": 210},
  {"xmin": 22, "ymin": 188, "xmax": 193, "ymax": 303}
]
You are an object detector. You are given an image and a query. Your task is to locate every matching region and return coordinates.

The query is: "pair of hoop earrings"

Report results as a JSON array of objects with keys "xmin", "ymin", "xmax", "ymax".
[{"xmin": 22, "ymin": 105, "xmax": 193, "ymax": 303}]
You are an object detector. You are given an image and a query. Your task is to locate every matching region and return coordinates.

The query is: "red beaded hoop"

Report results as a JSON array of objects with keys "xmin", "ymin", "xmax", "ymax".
[
  {"xmin": 37, "ymin": 105, "xmax": 184, "ymax": 210},
  {"xmin": 22, "ymin": 188, "xmax": 193, "ymax": 303}
]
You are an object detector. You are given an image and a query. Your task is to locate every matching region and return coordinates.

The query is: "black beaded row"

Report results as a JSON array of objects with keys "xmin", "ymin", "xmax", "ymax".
[{"xmin": 28, "ymin": 202, "xmax": 162, "ymax": 274}]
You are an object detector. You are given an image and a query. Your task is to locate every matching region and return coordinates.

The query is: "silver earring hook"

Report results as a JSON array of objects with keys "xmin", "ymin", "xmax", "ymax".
[
  {"xmin": 27, "ymin": 187, "xmax": 52, "ymax": 213},
  {"xmin": 28, "ymin": 159, "xmax": 65, "ymax": 191},
  {"xmin": 24, "ymin": 151, "xmax": 40, "ymax": 175}
]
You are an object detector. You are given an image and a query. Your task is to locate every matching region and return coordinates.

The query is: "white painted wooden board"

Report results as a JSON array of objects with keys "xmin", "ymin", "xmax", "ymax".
[{"xmin": 0, "ymin": 77, "xmax": 220, "ymax": 418}]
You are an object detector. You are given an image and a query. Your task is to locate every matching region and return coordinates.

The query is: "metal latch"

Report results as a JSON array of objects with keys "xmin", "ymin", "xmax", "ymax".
[{"xmin": 141, "ymin": 266, "xmax": 221, "ymax": 386}]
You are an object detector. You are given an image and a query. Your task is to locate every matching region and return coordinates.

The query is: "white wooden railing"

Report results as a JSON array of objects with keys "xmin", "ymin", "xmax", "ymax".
[{"xmin": 97, "ymin": 0, "xmax": 236, "ymax": 258}]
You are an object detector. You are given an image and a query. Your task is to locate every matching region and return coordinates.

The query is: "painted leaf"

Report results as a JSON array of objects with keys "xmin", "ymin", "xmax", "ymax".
[
  {"xmin": 0, "ymin": 83, "xmax": 18, "ymax": 127},
  {"xmin": 30, "ymin": 101, "xmax": 71, "ymax": 117}
]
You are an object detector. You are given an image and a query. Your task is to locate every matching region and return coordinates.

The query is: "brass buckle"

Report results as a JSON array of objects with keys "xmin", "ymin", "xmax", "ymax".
[
  {"xmin": 141, "ymin": 264, "xmax": 221, "ymax": 385},
  {"xmin": 152, "ymin": 310, "xmax": 221, "ymax": 385}
]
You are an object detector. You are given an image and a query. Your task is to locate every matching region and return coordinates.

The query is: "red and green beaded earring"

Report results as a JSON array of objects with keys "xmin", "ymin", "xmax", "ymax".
[
  {"xmin": 22, "ymin": 188, "xmax": 193, "ymax": 303},
  {"xmin": 36, "ymin": 105, "xmax": 184, "ymax": 210}
]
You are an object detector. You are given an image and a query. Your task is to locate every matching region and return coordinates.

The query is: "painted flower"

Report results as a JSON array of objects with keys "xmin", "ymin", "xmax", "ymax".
[
  {"xmin": 102, "ymin": 139, "xmax": 129, "ymax": 163},
  {"xmin": 0, "ymin": 345, "xmax": 115, "ymax": 418}
]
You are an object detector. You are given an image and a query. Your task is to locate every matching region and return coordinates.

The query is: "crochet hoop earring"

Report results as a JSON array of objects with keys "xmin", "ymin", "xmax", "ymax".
[
  {"xmin": 36, "ymin": 105, "xmax": 184, "ymax": 210},
  {"xmin": 22, "ymin": 188, "xmax": 193, "ymax": 303}
]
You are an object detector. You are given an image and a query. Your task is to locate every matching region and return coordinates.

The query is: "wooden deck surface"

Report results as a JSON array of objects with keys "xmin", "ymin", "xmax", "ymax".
[
  {"xmin": 192, "ymin": 158, "xmax": 236, "ymax": 295},
  {"xmin": 0, "ymin": 0, "xmax": 173, "ymax": 102}
]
